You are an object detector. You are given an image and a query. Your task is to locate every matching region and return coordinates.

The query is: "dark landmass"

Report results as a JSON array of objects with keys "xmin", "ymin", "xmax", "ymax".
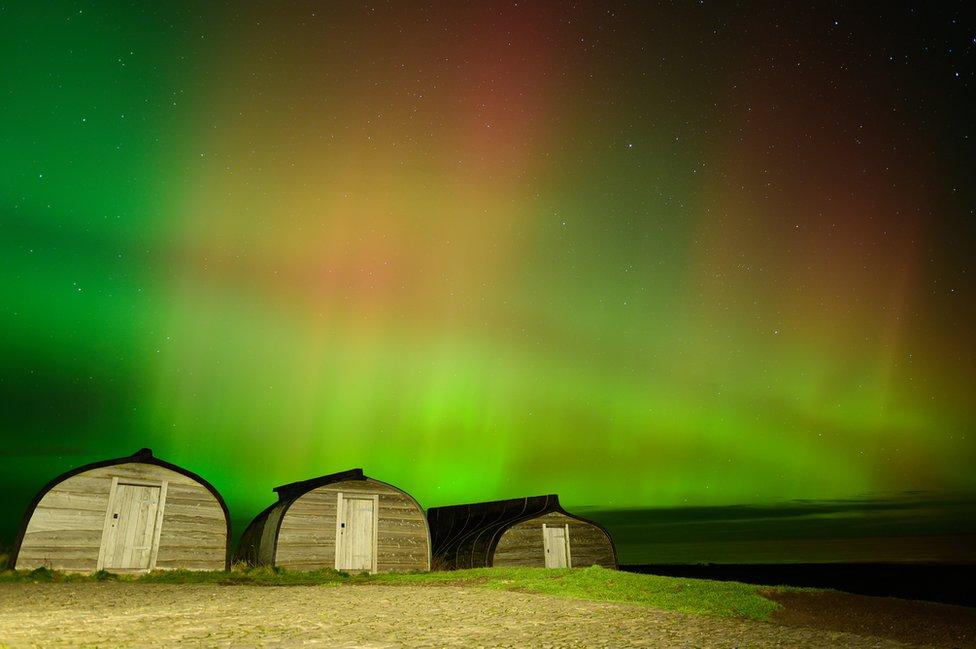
[
  {"xmin": 623, "ymin": 563, "xmax": 976, "ymax": 607},
  {"xmin": 765, "ymin": 589, "xmax": 976, "ymax": 648}
]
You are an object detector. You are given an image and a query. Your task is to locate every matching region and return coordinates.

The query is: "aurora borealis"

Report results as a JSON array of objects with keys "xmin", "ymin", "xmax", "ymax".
[{"xmin": 1, "ymin": 2, "xmax": 974, "ymax": 562}]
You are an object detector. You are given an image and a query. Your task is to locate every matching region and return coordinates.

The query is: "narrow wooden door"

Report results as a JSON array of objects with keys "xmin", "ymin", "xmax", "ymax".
[
  {"xmin": 336, "ymin": 496, "xmax": 375, "ymax": 571},
  {"xmin": 102, "ymin": 484, "xmax": 161, "ymax": 570},
  {"xmin": 544, "ymin": 524, "xmax": 570, "ymax": 568}
]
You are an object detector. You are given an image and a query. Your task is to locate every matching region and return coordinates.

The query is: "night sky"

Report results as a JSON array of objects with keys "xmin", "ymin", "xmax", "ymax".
[{"xmin": 1, "ymin": 2, "xmax": 974, "ymax": 563}]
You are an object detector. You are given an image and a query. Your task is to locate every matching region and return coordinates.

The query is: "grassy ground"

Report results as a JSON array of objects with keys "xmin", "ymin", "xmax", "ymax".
[{"xmin": 0, "ymin": 564, "xmax": 786, "ymax": 620}]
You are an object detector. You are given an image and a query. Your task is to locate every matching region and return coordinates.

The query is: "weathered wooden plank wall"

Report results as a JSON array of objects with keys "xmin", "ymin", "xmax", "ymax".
[
  {"xmin": 493, "ymin": 512, "xmax": 616, "ymax": 569},
  {"xmin": 16, "ymin": 463, "xmax": 227, "ymax": 572},
  {"xmin": 274, "ymin": 479, "xmax": 429, "ymax": 572}
]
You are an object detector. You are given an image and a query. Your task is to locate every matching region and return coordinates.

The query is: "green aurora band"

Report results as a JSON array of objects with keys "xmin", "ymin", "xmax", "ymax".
[{"xmin": 1, "ymin": 3, "xmax": 974, "ymax": 561}]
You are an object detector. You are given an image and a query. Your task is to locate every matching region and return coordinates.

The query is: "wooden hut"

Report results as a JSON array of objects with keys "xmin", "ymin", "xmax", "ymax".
[
  {"xmin": 427, "ymin": 494, "xmax": 617, "ymax": 570},
  {"xmin": 237, "ymin": 468, "xmax": 430, "ymax": 573},
  {"xmin": 10, "ymin": 448, "xmax": 230, "ymax": 572}
]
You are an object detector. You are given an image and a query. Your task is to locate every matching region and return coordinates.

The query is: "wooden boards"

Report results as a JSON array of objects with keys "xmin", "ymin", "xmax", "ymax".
[
  {"xmin": 495, "ymin": 512, "xmax": 615, "ymax": 569},
  {"xmin": 274, "ymin": 478, "xmax": 430, "ymax": 573},
  {"xmin": 14, "ymin": 455, "xmax": 229, "ymax": 573},
  {"xmin": 335, "ymin": 493, "xmax": 378, "ymax": 571},
  {"xmin": 99, "ymin": 483, "xmax": 162, "ymax": 571},
  {"xmin": 543, "ymin": 523, "xmax": 570, "ymax": 568},
  {"xmin": 237, "ymin": 471, "xmax": 431, "ymax": 574},
  {"xmin": 428, "ymin": 495, "xmax": 618, "ymax": 570}
]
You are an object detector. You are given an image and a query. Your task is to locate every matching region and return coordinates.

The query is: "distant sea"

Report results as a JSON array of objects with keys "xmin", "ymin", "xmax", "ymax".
[
  {"xmin": 581, "ymin": 494, "xmax": 975, "ymax": 605},
  {"xmin": 579, "ymin": 493, "xmax": 976, "ymax": 565}
]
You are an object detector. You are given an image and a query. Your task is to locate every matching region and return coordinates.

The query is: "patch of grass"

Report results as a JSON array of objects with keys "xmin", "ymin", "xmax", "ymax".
[
  {"xmin": 530, "ymin": 567, "xmax": 781, "ymax": 620},
  {"xmin": 0, "ymin": 565, "xmax": 786, "ymax": 620},
  {"xmin": 27, "ymin": 567, "xmax": 54, "ymax": 582},
  {"xmin": 0, "ymin": 565, "xmax": 348, "ymax": 587},
  {"xmin": 228, "ymin": 565, "xmax": 350, "ymax": 586},
  {"xmin": 0, "ymin": 566, "xmax": 94, "ymax": 584},
  {"xmin": 371, "ymin": 566, "xmax": 780, "ymax": 620},
  {"xmin": 145, "ymin": 566, "xmax": 347, "ymax": 587}
]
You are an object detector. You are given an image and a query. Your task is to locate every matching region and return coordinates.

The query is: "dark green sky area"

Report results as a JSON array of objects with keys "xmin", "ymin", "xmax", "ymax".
[{"xmin": 1, "ymin": 2, "xmax": 974, "ymax": 563}]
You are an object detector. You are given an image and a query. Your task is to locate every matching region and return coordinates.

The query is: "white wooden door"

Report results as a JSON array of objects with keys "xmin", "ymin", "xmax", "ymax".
[
  {"xmin": 544, "ymin": 524, "xmax": 570, "ymax": 568},
  {"xmin": 336, "ymin": 495, "xmax": 375, "ymax": 572},
  {"xmin": 102, "ymin": 484, "xmax": 161, "ymax": 570}
]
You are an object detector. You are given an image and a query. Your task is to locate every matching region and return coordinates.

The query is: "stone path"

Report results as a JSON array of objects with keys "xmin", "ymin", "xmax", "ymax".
[{"xmin": 0, "ymin": 583, "xmax": 916, "ymax": 647}]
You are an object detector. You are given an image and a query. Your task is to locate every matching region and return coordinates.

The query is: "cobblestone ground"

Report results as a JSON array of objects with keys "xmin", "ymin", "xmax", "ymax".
[{"xmin": 0, "ymin": 583, "xmax": 914, "ymax": 648}]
